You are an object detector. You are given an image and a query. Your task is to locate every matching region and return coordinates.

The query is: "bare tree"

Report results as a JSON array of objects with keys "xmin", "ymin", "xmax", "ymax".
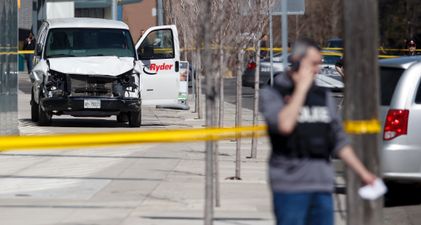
[
  {"xmin": 284, "ymin": 0, "xmax": 345, "ymax": 46},
  {"xmin": 168, "ymin": 0, "xmax": 202, "ymax": 117},
  {"xmin": 168, "ymin": 1, "xmax": 271, "ymax": 223},
  {"xmin": 222, "ymin": 1, "xmax": 271, "ymax": 179}
]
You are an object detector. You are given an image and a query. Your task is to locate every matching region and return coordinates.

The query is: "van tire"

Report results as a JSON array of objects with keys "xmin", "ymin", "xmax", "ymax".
[
  {"xmin": 128, "ymin": 110, "xmax": 141, "ymax": 127},
  {"xmin": 38, "ymin": 97, "xmax": 52, "ymax": 126},
  {"xmin": 117, "ymin": 113, "xmax": 129, "ymax": 123},
  {"xmin": 31, "ymin": 91, "xmax": 39, "ymax": 122}
]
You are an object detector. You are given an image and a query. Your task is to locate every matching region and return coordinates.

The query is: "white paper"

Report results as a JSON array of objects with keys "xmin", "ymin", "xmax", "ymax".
[{"xmin": 358, "ymin": 178, "xmax": 387, "ymax": 200}]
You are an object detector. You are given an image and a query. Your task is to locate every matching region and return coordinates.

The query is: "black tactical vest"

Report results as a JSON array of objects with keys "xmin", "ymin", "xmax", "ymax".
[{"xmin": 269, "ymin": 79, "xmax": 335, "ymax": 161}]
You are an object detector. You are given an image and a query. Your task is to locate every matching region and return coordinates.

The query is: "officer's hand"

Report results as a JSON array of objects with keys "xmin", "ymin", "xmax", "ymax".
[
  {"xmin": 361, "ymin": 171, "xmax": 377, "ymax": 185},
  {"xmin": 292, "ymin": 58, "xmax": 314, "ymax": 92}
]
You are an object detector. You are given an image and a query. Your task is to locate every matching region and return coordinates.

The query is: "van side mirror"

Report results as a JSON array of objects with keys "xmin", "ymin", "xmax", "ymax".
[{"xmin": 35, "ymin": 44, "xmax": 43, "ymax": 56}]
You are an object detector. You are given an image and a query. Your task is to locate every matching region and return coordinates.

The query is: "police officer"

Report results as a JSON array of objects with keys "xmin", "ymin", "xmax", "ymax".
[
  {"xmin": 260, "ymin": 38, "xmax": 376, "ymax": 225},
  {"xmin": 23, "ymin": 32, "xmax": 35, "ymax": 74}
]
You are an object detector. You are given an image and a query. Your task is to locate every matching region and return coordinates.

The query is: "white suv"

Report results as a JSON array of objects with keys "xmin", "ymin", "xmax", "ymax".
[{"xmin": 30, "ymin": 18, "xmax": 180, "ymax": 127}]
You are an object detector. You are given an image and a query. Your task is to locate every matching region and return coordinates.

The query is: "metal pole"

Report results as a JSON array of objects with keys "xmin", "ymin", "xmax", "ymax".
[
  {"xmin": 157, "ymin": 0, "xmax": 164, "ymax": 25},
  {"xmin": 111, "ymin": 0, "xmax": 118, "ymax": 20},
  {"xmin": 0, "ymin": 0, "xmax": 18, "ymax": 135},
  {"xmin": 269, "ymin": 11, "xmax": 274, "ymax": 86},
  {"xmin": 250, "ymin": 40, "xmax": 261, "ymax": 159},
  {"xmin": 281, "ymin": 0, "xmax": 288, "ymax": 71}
]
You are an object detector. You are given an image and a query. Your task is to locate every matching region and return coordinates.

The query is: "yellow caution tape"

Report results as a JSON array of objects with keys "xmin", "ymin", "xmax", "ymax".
[
  {"xmin": 249, "ymin": 47, "xmax": 285, "ymax": 52},
  {"xmin": 0, "ymin": 51, "xmax": 18, "ymax": 55},
  {"xmin": 378, "ymin": 55, "xmax": 400, "ymax": 59},
  {"xmin": 0, "ymin": 125, "xmax": 268, "ymax": 152},
  {"xmin": 323, "ymin": 47, "xmax": 421, "ymax": 52},
  {"xmin": 180, "ymin": 47, "xmax": 401, "ymax": 59},
  {"xmin": 0, "ymin": 118, "xmax": 384, "ymax": 152},
  {"xmin": 0, "ymin": 50, "xmax": 35, "ymax": 55},
  {"xmin": 344, "ymin": 119, "xmax": 381, "ymax": 134},
  {"xmin": 321, "ymin": 52, "xmax": 343, "ymax": 56},
  {"xmin": 18, "ymin": 50, "xmax": 35, "ymax": 54},
  {"xmin": 323, "ymin": 47, "xmax": 344, "ymax": 51}
]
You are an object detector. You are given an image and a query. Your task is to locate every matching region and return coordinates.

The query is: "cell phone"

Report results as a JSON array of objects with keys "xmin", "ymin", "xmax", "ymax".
[{"xmin": 291, "ymin": 60, "xmax": 301, "ymax": 72}]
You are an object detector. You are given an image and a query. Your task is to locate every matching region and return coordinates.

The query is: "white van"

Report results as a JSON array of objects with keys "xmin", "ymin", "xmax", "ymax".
[{"xmin": 30, "ymin": 18, "xmax": 180, "ymax": 127}]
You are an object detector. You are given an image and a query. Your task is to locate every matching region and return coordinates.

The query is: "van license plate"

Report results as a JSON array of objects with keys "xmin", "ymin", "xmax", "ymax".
[{"xmin": 84, "ymin": 99, "xmax": 101, "ymax": 109}]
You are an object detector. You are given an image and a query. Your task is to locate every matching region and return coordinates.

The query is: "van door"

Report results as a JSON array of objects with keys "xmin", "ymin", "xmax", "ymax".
[{"xmin": 135, "ymin": 25, "xmax": 180, "ymax": 105}]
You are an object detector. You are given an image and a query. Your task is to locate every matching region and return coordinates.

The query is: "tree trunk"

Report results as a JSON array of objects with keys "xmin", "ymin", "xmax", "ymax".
[
  {"xmin": 343, "ymin": 0, "xmax": 383, "ymax": 224},
  {"xmin": 234, "ymin": 51, "xmax": 243, "ymax": 179},
  {"xmin": 191, "ymin": 50, "xmax": 197, "ymax": 113},
  {"xmin": 214, "ymin": 43, "xmax": 224, "ymax": 208},
  {"xmin": 250, "ymin": 42, "xmax": 261, "ymax": 159},
  {"xmin": 183, "ymin": 31, "xmax": 188, "ymax": 61},
  {"xmin": 200, "ymin": 1, "xmax": 215, "ymax": 224},
  {"xmin": 219, "ymin": 44, "xmax": 225, "ymax": 128},
  {"xmin": 195, "ymin": 50, "xmax": 202, "ymax": 119}
]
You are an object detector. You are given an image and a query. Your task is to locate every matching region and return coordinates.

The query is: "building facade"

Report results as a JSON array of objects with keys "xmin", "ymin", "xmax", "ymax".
[
  {"xmin": 122, "ymin": 0, "xmax": 157, "ymax": 42},
  {"xmin": 19, "ymin": 0, "xmax": 158, "ymax": 43}
]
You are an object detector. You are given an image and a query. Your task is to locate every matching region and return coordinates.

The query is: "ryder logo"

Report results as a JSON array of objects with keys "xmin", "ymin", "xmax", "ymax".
[{"xmin": 143, "ymin": 63, "xmax": 174, "ymax": 75}]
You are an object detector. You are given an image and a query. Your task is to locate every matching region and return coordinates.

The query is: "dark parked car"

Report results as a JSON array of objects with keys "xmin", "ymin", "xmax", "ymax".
[
  {"xmin": 242, "ymin": 51, "xmax": 344, "ymax": 92},
  {"xmin": 326, "ymin": 38, "xmax": 343, "ymax": 48}
]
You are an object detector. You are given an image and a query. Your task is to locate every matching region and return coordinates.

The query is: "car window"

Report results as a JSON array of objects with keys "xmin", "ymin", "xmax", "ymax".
[
  {"xmin": 322, "ymin": 55, "xmax": 341, "ymax": 65},
  {"xmin": 380, "ymin": 67, "xmax": 404, "ymax": 106},
  {"xmin": 138, "ymin": 29, "xmax": 174, "ymax": 60},
  {"xmin": 270, "ymin": 53, "xmax": 291, "ymax": 63},
  {"xmin": 44, "ymin": 28, "xmax": 135, "ymax": 58}
]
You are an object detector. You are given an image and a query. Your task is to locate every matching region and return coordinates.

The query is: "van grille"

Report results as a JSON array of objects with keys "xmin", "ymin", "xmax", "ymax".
[{"xmin": 69, "ymin": 75, "xmax": 114, "ymax": 97}]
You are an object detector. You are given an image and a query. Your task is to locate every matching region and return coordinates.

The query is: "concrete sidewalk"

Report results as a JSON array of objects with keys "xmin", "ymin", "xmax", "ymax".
[
  {"xmin": 0, "ymin": 94, "xmax": 278, "ymax": 225},
  {"xmin": 124, "ymin": 95, "xmax": 277, "ymax": 224},
  {"xmin": 1, "ymin": 87, "xmax": 419, "ymax": 225}
]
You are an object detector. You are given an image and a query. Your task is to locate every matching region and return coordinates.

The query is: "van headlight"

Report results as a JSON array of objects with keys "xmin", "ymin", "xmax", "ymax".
[
  {"xmin": 113, "ymin": 70, "xmax": 139, "ymax": 98},
  {"xmin": 46, "ymin": 70, "xmax": 67, "ymax": 97}
]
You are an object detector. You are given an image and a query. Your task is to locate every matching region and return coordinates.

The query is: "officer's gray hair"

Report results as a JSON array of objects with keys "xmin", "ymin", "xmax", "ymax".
[{"xmin": 291, "ymin": 38, "xmax": 321, "ymax": 60}]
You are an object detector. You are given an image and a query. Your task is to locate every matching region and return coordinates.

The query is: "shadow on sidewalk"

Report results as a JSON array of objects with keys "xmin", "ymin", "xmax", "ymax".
[{"xmin": 19, "ymin": 118, "xmax": 169, "ymax": 128}]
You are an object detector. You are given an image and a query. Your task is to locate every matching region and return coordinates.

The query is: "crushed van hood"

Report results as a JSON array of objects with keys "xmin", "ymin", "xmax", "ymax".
[
  {"xmin": 316, "ymin": 73, "xmax": 344, "ymax": 89},
  {"xmin": 48, "ymin": 56, "xmax": 134, "ymax": 76}
]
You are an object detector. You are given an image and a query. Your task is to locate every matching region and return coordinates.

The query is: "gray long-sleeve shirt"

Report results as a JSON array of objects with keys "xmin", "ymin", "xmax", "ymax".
[{"xmin": 260, "ymin": 74, "xmax": 349, "ymax": 192}]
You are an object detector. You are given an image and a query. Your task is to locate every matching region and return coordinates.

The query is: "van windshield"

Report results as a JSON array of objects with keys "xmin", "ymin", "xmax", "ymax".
[
  {"xmin": 44, "ymin": 28, "xmax": 135, "ymax": 58},
  {"xmin": 380, "ymin": 67, "xmax": 404, "ymax": 106}
]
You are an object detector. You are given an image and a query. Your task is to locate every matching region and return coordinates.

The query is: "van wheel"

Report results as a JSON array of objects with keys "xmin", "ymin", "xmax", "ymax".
[
  {"xmin": 117, "ymin": 113, "xmax": 129, "ymax": 123},
  {"xmin": 31, "ymin": 91, "xmax": 39, "ymax": 122},
  {"xmin": 128, "ymin": 110, "xmax": 141, "ymax": 127},
  {"xmin": 38, "ymin": 99, "xmax": 52, "ymax": 126}
]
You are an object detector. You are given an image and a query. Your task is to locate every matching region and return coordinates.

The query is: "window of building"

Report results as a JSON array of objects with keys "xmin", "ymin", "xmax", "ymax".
[{"xmin": 75, "ymin": 8, "xmax": 104, "ymax": 18}]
